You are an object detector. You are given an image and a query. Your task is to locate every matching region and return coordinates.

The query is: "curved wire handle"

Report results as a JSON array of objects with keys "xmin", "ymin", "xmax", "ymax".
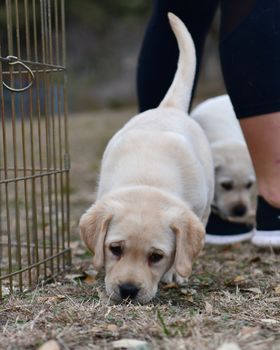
[{"xmin": 2, "ymin": 55, "xmax": 35, "ymax": 92}]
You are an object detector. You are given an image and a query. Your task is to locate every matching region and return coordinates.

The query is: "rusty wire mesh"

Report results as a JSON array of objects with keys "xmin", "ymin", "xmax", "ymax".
[{"xmin": 0, "ymin": 0, "xmax": 71, "ymax": 298}]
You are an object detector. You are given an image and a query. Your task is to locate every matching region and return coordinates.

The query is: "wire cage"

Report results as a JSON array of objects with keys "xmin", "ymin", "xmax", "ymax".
[{"xmin": 0, "ymin": 0, "xmax": 71, "ymax": 298}]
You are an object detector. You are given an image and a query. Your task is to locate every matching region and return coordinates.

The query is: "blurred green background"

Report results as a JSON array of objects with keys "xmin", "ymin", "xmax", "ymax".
[
  {"xmin": 0, "ymin": 0, "xmax": 225, "ymax": 112},
  {"xmin": 65, "ymin": 0, "xmax": 225, "ymax": 112}
]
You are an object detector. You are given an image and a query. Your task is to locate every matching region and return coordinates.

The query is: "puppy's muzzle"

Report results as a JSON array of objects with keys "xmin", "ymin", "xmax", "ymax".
[
  {"xmin": 231, "ymin": 204, "xmax": 247, "ymax": 217},
  {"xmin": 119, "ymin": 283, "xmax": 140, "ymax": 300}
]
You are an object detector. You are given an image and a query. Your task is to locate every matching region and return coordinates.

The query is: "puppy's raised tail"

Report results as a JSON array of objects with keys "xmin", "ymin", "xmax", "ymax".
[{"xmin": 159, "ymin": 13, "xmax": 196, "ymax": 112}]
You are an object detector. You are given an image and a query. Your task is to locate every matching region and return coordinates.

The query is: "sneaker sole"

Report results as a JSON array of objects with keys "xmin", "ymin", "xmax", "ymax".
[
  {"xmin": 251, "ymin": 229, "xmax": 280, "ymax": 248},
  {"xmin": 205, "ymin": 231, "xmax": 253, "ymax": 245}
]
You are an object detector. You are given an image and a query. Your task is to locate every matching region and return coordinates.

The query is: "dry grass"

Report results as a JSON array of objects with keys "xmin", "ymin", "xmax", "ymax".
[{"xmin": 1, "ymin": 109, "xmax": 280, "ymax": 350}]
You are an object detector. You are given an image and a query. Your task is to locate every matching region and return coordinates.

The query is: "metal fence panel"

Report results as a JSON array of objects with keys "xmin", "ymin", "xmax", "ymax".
[{"xmin": 0, "ymin": 0, "xmax": 71, "ymax": 298}]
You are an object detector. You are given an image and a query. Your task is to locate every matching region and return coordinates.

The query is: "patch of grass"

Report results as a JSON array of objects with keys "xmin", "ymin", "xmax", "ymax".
[
  {"xmin": 157, "ymin": 309, "xmax": 171, "ymax": 336},
  {"xmin": 1, "ymin": 110, "xmax": 280, "ymax": 350},
  {"xmin": 1, "ymin": 242, "xmax": 280, "ymax": 349}
]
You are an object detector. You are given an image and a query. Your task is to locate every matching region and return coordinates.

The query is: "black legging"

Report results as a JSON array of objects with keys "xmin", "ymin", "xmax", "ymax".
[{"xmin": 137, "ymin": 0, "xmax": 280, "ymax": 118}]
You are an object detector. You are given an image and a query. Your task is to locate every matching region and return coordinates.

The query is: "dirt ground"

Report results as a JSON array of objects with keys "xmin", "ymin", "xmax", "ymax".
[{"xmin": 1, "ymin": 110, "xmax": 280, "ymax": 350}]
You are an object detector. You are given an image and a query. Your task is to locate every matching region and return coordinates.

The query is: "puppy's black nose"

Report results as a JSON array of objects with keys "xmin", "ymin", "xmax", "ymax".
[
  {"xmin": 232, "ymin": 204, "xmax": 247, "ymax": 217},
  {"xmin": 119, "ymin": 283, "xmax": 139, "ymax": 299}
]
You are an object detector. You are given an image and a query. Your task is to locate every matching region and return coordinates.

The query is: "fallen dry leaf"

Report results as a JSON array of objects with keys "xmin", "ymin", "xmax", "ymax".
[
  {"xmin": 65, "ymin": 273, "xmax": 85, "ymax": 281},
  {"xmin": 162, "ymin": 283, "xmax": 178, "ymax": 289},
  {"xmin": 233, "ymin": 275, "xmax": 246, "ymax": 283},
  {"xmin": 112, "ymin": 339, "xmax": 149, "ymax": 349},
  {"xmin": 107, "ymin": 324, "xmax": 118, "ymax": 332},
  {"xmin": 83, "ymin": 274, "xmax": 97, "ymax": 285},
  {"xmin": 239, "ymin": 326, "xmax": 260, "ymax": 338},
  {"xmin": 205, "ymin": 301, "xmax": 213, "ymax": 314},
  {"xmin": 64, "ymin": 270, "xmax": 98, "ymax": 285},
  {"xmin": 38, "ymin": 340, "xmax": 60, "ymax": 350},
  {"xmin": 274, "ymin": 285, "xmax": 280, "ymax": 294},
  {"xmin": 243, "ymin": 288, "xmax": 261, "ymax": 294},
  {"xmin": 260, "ymin": 319, "xmax": 279, "ymax": 324},
  {"xmin": 185, "ymin": 294, "xmax": 194, "ymax": 302},
  {"xmin": 180, "ymin": 289, "xmax": 195, "ymax": 302},
  {"xmin": 180, "ymin": 288, "xmax": 197, "ymax": 295},
  {"xmin": 216, "ymin": 342, "xmax": 241, "ymax": 350},
  {"xmin": 38, "ymin": 295, "xmax": 66, "ymax": 303}
]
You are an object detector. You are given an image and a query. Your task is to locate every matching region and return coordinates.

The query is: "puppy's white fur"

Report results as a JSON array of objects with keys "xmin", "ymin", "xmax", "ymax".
[
  {"xmin": 191, "ymin": 95, "xmax": 256, "ymax": 223},
  {"xmin": 79, "ymin": 14, "xmax": 214, "ymax": 303}
]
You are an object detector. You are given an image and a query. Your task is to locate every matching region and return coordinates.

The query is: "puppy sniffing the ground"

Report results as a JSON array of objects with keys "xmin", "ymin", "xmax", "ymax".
[
  {"xmin": 79, "ymin": 13, "xmax": 214, "ymax": 303},
  {"xmin": 191, "ymin": 95, "xmax": 256, "ymax": 226}
]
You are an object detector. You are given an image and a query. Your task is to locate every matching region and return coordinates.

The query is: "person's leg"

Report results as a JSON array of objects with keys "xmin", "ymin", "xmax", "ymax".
[
  {"xmin": 220, "ymin": 0, "xmax": 280, "ymax": 247},
  {"xmin": 240, "ymin": 114, "xmax": 280, "ymax": 209},
  {"xmin": 240, "ymin": 114, "xmax": 280, "ymax": 247},
  {"xmin": 137, "ymin": 0, "xmax": 219, "ymax": 112}
]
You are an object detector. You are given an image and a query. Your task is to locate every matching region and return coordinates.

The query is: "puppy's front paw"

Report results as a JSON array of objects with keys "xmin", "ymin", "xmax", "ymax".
[
  {"xmin": 162, "ymin": 268, "xmax": 188, "ymax": 285},
  {"xmin": 173, "ymin": 273, "xmax": 188, "ymax": 285},
  {"xmin": 161, "ymin": 269, "xmax": 173, "ymax": 284}
]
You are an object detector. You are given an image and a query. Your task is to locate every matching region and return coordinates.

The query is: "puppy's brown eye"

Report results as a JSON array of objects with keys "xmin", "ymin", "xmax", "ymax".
[
  {"xmin": 246, "ymin": 181, "xmax": 253, "ymax": 189},
  {"xmin": 110, "ymin": 245, "xmax": 122, "ymax": 257},
  {"xmin": 221, "ymin": 182, "xmax": 233, "ymax": 191},
  {"xmin": 149, "ymin": 253, "xmax": 163, "ymax": 264}
]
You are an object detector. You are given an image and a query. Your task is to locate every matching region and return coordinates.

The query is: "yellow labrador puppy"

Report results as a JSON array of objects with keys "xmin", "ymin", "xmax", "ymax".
[
  {"xmin": 191, "ymin": 95, "xmax": 256, "ymax": 225},
  {"xmin": 79, "ymin": 13, "xmax": 214, "ymax": 303}
]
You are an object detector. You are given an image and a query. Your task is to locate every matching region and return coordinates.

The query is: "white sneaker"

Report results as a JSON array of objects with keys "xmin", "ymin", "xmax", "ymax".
[
  {"xmin": 252, "ymin": 196, "xmax": 280, "ymax": 248},
  {"xmin": 251, "ymin": 229, "xmax": 280, "ymax": 248},
  {"xmin": 205, "ymin": 212, "xmax": 253, "ymax": 245},
  {"xmin": 206, "ymin": 231, "xmax": 253, "ymax": 245}
]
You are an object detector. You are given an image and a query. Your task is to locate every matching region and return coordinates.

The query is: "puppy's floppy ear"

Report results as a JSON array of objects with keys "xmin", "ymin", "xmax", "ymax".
[
  {"xmin": 213, "ymin": 155, "xmax": 223, "ymax": 173},
  {"xmin": 170, "ymin": 208, "xmax": 205, "ymax": 278},
  {"xmin": 79, "ymin": 201, "xmax": 113, "ymax": 270},
  {"xmin": 211, "ymin": 144, "xmax": 224, "ymax": 173}
]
